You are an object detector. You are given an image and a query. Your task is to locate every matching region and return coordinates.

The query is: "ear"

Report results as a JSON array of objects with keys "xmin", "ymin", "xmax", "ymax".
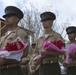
[
  {"xmin": 50, "ymin": 20, "xmax": 53, "ymax": 24},
  {"xmin": 15, "ymin": 17, "xmax": 19, "ymax": 23}
]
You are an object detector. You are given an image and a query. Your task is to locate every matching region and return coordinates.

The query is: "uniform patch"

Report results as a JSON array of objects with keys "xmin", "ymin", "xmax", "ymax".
[{"xmin": 25, "ymin": 35, "xmax": 28, "ymax": 39}]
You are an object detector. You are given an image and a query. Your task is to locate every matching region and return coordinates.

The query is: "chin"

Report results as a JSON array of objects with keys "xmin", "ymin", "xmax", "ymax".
[
  {"xmin": 44, "ymin": 26, "xmax": 48, "ymax": 28},
  {"xmin": 6, "ymin": 23, "xmax": 11, "ymax": 26}
]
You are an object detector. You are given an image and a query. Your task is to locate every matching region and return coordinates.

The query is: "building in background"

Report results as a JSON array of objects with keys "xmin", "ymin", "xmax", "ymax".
[
  {"xmin": 0, "ymin": 18, "xmax": 8, "ymax": 37},
  {"xmin": 0, "ymin": 18, "xmax": 34, "ymax": 43}
]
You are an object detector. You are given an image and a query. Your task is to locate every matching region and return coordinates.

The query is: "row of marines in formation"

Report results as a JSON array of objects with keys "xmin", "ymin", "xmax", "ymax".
[{"xmin": 0, "ymin": 5, "xmax": 76, "ymax": 75}]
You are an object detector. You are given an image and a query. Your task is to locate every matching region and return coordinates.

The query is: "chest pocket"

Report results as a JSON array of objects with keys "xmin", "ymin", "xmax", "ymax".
[
  {"xmin": 37, "ymin": 36, "xmax": 55, "ymax": 50},
  {"xmin": 7, "ymin": 32, "xmax": 17, "ymax": 40},
  {"xmin": 2, "ymin": 32, "xmax": 17, "ymax": 48},
  {"xmin": 45, "ymin": 35, "xmax": 56, "ymax": 42}
]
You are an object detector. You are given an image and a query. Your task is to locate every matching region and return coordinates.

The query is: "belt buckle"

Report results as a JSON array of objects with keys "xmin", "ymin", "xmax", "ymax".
[
  {"xmin": 43, "ymin": 61, "xmax": 46, "ymax": 64},
  {"xmin": 51, "ymin": 61, "xmax": 53, "ymax": 63},
  {"xmin": 6, "ymin": 65, "xmax": 8, "ymax": 68},
  {"xmin": 1, "ymin": 63, "xmax": 19, "ymax": 69},
  {"xmin": 42, "ymin": 60, "xmax": 47, "ymax": 64}
]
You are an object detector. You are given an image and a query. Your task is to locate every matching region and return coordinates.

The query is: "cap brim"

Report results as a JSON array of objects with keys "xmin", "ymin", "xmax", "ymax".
[
  {"xmin": 67, "ymin": 31, "xmax": 76, "ymax": 34},
  {"xmin": 3, "ymin": 14, "xmax": 7, "ymax": 18},
  {"xmin": 41, "ymin": 18, "xmax": 52, "ymax": 22},
  {"xmin": 3, "ymin": 13, "xmax": 17, "ymax": 18}
]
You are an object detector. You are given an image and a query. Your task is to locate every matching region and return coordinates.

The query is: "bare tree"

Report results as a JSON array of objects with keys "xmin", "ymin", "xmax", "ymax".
[
  {"xmin": 17, "ymin": 3, "xmax": 72, "ymax": 42},
  {"xmin": 19, "ymin": 5, "xmax": 42, "ymax": 42}
]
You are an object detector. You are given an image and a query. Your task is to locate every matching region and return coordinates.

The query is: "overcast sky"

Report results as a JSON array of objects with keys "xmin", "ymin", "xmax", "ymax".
[
  {"xmin": 0, "ymin": 0, "xmax": 76, "ymax": 40},
  {"xmin": 0, "ymin": 0, "xmax": 76, "ymax": 25}
]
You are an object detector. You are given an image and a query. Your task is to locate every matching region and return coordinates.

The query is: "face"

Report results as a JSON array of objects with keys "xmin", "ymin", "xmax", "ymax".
[
  {"xmin": 68, "ymin": 33, "xmax": 76, "ymax": 41},
  {"xmin": 41, "ymin": 19, "xmax": 53, "ymax": 28},
  {"xmin": 5, "ymin": 15, "xmax": 19, "ymax": 26}
]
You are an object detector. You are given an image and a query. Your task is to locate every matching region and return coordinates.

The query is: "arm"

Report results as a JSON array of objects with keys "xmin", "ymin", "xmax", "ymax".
[
  {"xmin": 35, "ymin": 64, "xmax": 40, "ymax": 71},
  {"xmin": 17, "ymin": 29, "xmax": 29, "ymax": 58},
  {"xmin": 34, "ymin": 42, "xmax": 39, "ymax": 55},
  {"xmin": 29, "ymin": 56, "xmax": 36, "ymax": 74},
  {"xmin": 21, "ymin": 45, "xmax": 29, "ymax": 58},
  {"xmin": 2, "ymin": 29, "xmax": 29, "ymax": 64}
]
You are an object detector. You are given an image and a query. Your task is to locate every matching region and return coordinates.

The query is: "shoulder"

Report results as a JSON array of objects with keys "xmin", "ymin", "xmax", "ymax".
[
  {"xmin": 17, "ymin": 26, "xmax": 28, "ymax": 38},
  {"xmin": 16, "ymin": 26, "xmax": 29, "ymax": 43},
  {"xmin": 36, "ymin": 36, "xmax": 43, "ymax": 43},
  {"xmin": 17, "ymin": 26, "xmax": 27, "ymax": 35},
  {"xmin": 53, "ymin": 30, "xmax": 61, "ymax": 36},
  {"xmin": 53, "ymin": 30, "xmax": 64, "ymax": 41}
]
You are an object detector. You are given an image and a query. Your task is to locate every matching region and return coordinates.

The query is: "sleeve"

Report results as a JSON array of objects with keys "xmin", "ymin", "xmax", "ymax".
[
  {"xmin": 29, "ymin": 54, "xmax": 39, "ymax": 71},
  {"xmin": 34, "ymin": 39, "xmax": 40, "ymax": 55},
  {"xmin": 0, "ymin": 36, "xmax": 5, "ymax": 45}
]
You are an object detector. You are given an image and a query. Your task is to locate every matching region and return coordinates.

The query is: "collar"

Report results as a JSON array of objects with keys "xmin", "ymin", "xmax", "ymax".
[
  {"xmin": 6, "ymin": 31, "xmax": 12, "ymax": 35},
  {"xmin": 5, "ymin": 26, "xmax": 19, "ymax": 36},
  {"xmin": 40, "ymin": 29, "xmax": 55, "ymax": 38},
  {"xmin": 11, "ymin": 26, "xmax": 19, "ymax": 32}
]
